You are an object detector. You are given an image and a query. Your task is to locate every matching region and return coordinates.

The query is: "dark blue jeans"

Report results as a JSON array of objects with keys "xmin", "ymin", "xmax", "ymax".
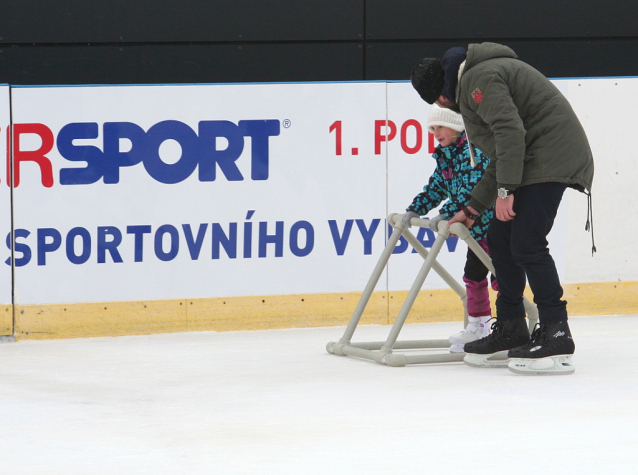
[{"xmin": 487, "ymin": 182, "xmax": 568, "ymax": 324}]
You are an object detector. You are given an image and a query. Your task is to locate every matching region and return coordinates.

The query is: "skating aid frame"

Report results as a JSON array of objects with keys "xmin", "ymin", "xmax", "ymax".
[{"xmin": 326, "ymin": 213, "xmax": 538, "ymax": 366}]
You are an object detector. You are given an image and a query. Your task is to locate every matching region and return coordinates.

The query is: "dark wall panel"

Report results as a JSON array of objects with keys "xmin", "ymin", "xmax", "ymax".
[
  {"xmin": 366, "ymin": 39, "xmax": 638, "ymax": 81},
  {"xmin": 0, "ymin": 1, "xmax": 636, "ymax": 85},
  {"xmin": 0, "ymin": 0, "xmax": 364, "ymax": 43},
  {"xmin": 366, "ymin": 0, "xmax": 638, "ymax": 40},
  {"xmin": 0, "ymin": 43, "xmax": 364, "ymax": 85}
]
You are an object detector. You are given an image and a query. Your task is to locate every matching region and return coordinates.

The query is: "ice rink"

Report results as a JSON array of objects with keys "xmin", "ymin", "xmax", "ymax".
[{"xmin": 1, "ymin": 314, "xmax": 636, "ymax": 474}]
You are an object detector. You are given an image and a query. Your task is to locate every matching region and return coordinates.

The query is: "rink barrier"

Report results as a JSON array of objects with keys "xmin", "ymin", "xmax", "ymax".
[
  {"xmin": 9, "ymin": 281, "xmax": 638, "ymax": 340},
  {"xmin": 4, "ymin": 79, "xmax": 637, "ymax": 341},
  {"xmin": 12, "ymin": 288, "xmax": 461, "ymax": 339}
]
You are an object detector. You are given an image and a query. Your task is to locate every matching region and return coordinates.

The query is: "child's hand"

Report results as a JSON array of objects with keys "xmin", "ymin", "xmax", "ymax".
[
  {"xmin": 428, "ymin": 214, "xmax": 443, "ymax": 232},
  {"xmin": 401, "ymin": 211, "xmax": 420, "ymax": 229}
]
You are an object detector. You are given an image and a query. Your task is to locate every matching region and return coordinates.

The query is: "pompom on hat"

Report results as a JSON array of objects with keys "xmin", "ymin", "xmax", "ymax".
[
  {"xmin": 411, "ymin": 58, "xmax": 444, "ymax": 104},
  {"xmin": 427, "ymin": 104, "xmax": 465, "ymax": 133}
]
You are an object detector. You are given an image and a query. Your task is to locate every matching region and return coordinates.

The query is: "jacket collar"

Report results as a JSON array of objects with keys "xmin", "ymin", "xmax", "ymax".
[{"xmin": 435, "ymin": 132, "xmax": 467, "ymax": 158}]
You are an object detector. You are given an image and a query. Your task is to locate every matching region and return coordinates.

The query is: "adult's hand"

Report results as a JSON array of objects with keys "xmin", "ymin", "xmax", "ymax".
[
  {"xmin": 495, "ymin": 194, "xmax": 516, "ymax": 221},
  {"xmin": 446, "ymin": 208, "xmax": 476, "ymax": 230}
]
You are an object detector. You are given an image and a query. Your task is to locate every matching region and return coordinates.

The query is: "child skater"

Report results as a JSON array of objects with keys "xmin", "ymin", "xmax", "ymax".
[{"xmin": 401, "ymin": 104, "xmax": 497, "ymax": 353}]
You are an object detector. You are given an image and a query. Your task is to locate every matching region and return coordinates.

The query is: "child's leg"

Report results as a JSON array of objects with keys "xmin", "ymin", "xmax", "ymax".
[
  {"xmin": 449, "ymin": 244, "xmax": 492, "ymax": 352},
  {"xmin": 464, "ymin": 242, "xmax": 492, "ymax": 317},
  {"xmin": 464, "ymin": 276, "xmax": 491, "ymax": 317}
]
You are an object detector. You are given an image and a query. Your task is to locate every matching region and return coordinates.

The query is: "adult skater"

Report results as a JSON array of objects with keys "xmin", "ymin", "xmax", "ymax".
[{"xmin": 410, "ymin": 43, "xmax": 594, "ymax": 375}]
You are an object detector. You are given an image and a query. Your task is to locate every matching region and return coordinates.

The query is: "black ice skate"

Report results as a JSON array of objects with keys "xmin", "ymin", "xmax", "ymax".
[
  {"xmin": 463, "ymin": 318, "xmax": 530, "ymax": 368},
  {"xmin": 507, "ymin": 321, "xmax": 575, "ymax": 375}
]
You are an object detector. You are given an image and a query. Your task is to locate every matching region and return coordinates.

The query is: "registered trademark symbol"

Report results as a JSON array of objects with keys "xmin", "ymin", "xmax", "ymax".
[{"xmin": 283, "ymin": 119, "xmax": 291, "ymax": 128}]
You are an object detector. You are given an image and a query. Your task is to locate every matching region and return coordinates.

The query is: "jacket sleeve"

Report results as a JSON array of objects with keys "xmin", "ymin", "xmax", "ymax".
[
  {"xmin": 406, "ymin": 165, "xmax": 448, "ymax": 216},
  {"xmin": 468, "ymin": 147, "xmax": 497, "ymax": 212},
  {"xmin": 465, "ymin": 70, "xmax": 526, "ymax": 191}
]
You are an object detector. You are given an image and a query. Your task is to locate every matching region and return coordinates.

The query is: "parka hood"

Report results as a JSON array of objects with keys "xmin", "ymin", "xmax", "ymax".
[{"xmin": 464, "ymin": 42, "xmax": 518, "ymax": 73}]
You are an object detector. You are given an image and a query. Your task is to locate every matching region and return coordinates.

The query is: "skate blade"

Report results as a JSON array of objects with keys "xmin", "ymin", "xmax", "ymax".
[
  {"xmin": 463, "ymin": 350, "xmax": 509, "ymax": 368},
  {"xmin": 508, "ymin": 355, "xmax": 575, "ymax": 375}
]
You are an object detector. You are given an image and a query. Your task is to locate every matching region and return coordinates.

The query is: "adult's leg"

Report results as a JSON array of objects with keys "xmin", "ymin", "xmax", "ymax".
[
  {"xmin": 509, "ymin": 182, "xmax": 568, "ymax": 324},
  {"xmin": 488, "ymin": 213, "xmax": 527, "ymax": 321}
]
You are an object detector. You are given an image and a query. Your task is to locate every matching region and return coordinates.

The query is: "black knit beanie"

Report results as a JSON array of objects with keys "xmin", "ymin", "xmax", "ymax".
[{"xmin": 411, "ymin": 58, "xmax": 444, "ymax": 104}]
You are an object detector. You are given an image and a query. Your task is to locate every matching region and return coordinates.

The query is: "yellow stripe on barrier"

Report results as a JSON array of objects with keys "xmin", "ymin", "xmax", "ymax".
[
  {"xmin": 185, "ymin": 292, "xmax": 389, "ymax": 332},
  {"xmin": 15, "ymin": 300, "xmax": 189, "ymax": 340},
  {"xmin": 12, "ymin": 281, "xmax": 638, "ymax": 340},
  {"xmin": 0, "ymin": 305, "xmax": 12, "ymax": 336},
  {"xmin": 561, "ymin": 281, "xmax": 638, "ymax": 316}
]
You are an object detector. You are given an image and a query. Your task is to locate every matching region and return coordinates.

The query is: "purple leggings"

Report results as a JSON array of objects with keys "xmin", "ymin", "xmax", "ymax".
[{"xmin": 463, "ymin": 239, "xmax": 498, "ymax": 317}]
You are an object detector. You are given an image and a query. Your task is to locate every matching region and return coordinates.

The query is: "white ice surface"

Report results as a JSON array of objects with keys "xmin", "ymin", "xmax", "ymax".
[{"xmin": 1, "ymin": 314, "xmax": 637, "ymax": 474}]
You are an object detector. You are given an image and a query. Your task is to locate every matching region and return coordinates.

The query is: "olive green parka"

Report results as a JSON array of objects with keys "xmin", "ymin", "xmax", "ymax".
[{"xmin": 457, "ymin": 43, "xmax": 594, "ymax": 212}]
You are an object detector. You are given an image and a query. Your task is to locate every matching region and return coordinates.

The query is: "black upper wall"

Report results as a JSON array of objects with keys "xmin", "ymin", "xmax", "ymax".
[{"xmin": 1, "ymin": 0, "xmax": 637, "ymax": 85}]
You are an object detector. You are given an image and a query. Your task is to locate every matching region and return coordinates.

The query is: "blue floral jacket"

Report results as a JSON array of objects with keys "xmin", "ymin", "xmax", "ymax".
[{"xmin": 406, "ymin": 133, "xmax": 494, "ymax": 241}]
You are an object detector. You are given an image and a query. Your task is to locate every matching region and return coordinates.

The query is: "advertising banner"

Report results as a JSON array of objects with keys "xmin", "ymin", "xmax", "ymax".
[{"xmin": 10, "ymin": 83, "xmax": 390, "ymax": 305}]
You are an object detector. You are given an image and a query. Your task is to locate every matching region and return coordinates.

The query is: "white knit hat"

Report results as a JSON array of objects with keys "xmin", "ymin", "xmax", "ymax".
[{"xmin": 427, "ymin": 103, "xmax": 465, "ymax": 133}]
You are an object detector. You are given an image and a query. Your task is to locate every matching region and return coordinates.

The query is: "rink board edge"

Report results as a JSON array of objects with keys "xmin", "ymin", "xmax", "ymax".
[{"xmin": 11, "ymin": 281, "xmax": 638, "ymax": 340}]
